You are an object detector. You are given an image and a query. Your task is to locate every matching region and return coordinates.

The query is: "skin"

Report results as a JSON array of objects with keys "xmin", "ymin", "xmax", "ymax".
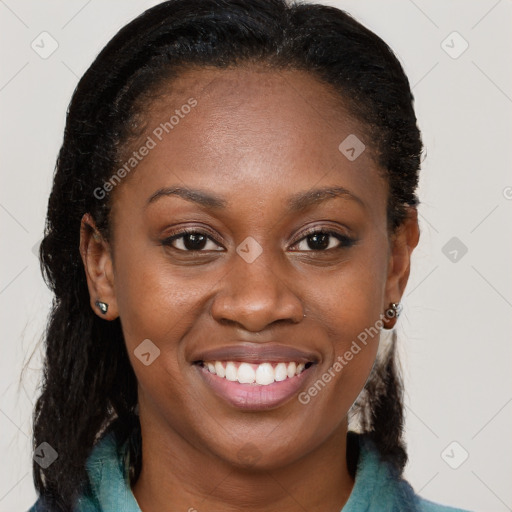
[{"xmin": 80, "ymin": 66, "xmax": 419, "ymax": 512}]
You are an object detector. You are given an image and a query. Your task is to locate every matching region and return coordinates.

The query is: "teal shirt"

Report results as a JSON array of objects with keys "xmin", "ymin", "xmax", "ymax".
[{"xmin": 29, "ymin": 431, "xmax": 471, "ymax": 511}]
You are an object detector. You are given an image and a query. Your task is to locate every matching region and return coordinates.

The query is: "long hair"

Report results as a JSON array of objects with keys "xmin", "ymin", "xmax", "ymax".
[{"xmin": 28, "ymin": 0, "xmax": 422, "ymax": 509}]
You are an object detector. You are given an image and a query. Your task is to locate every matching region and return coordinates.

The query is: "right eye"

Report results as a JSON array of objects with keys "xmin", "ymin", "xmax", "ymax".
[{"xmin": 161, "ymin": 229, "xmax": 224, "ymax": 252}]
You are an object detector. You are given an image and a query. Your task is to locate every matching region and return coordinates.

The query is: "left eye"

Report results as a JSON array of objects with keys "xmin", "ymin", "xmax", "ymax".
[{"xmin": 291, "ymin": 230, "xmax": 356, "ymax": 251}]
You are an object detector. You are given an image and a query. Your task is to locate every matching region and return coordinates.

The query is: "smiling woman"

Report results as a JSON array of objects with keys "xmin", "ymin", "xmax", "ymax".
[{"xmin": 28, "ymin": 1, "xmax": 471, "ymax": 511}]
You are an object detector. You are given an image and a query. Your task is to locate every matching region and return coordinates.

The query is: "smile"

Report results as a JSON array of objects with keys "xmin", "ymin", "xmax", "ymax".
[
  {"xmin": 198, "ymin": 360, "xmax": 312, "ymax": 385},
  {"xmin": 194, "ymin": 359, "xmax": 316, "ymax": 410}
]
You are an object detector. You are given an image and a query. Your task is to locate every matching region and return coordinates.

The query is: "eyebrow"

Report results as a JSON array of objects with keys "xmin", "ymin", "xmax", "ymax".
[
  {"xmin": 145, "ymin": 185, "xmax": 365, "ymax": 211},
  {"xmin": 146, "ymin": 186, "xmax": 228, "ymax": 210},
  {"xmin": 288, "ymin": 186, "xmax": 365, "ymax": 211}
]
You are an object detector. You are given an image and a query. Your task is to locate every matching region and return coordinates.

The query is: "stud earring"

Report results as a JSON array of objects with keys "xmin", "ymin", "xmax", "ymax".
[
  {"xmin": 95, "ymin": 301, "xmax": 109, "ymax": 314},
  {"xmin": 385, "ymin": 302, "xmax": 402, "ymax": 319},
  {"xmin": 382, "ymin": 302, "xmax": 402, "ymax": 329}
]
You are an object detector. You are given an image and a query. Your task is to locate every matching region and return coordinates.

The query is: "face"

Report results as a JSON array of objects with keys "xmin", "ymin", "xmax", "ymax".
[{"xmin": 81, "ymin": 66, "xmax": 418, "ymax": 470}]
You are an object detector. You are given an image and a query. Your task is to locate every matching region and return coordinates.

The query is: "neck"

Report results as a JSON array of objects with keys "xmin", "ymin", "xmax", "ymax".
[{"xmin": 132, "ymin": 416, "xmax": 355, "ymax": 512}]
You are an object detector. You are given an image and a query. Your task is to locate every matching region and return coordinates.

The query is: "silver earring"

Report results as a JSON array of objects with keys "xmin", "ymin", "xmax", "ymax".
[
  {"xmin": 95, "ymin": 301, "xmax": 109, "ymax": 314},
  {"xmin": 385, "ymin": 302, "xmax": 402, "ymax": 319}
]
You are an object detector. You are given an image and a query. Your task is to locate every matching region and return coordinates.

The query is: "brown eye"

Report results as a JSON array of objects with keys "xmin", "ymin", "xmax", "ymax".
[
  {"xmin": 291, "ymin": 230, "xmax": 357, "ymax": 252},
  {"xmin": 162, "ymin": 230, "xmax": 223, "ymax": 252}
]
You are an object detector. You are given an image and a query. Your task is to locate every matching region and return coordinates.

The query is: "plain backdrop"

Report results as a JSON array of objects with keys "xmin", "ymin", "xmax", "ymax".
[{"xmin": 1, "ymin": 1, "xmax": 511, "ymax": 511}]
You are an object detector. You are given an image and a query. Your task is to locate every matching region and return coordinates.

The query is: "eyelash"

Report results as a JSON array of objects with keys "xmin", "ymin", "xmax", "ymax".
[{"xmin": 161, "ymin": 227, "xmax": 357, "ymax": 253}]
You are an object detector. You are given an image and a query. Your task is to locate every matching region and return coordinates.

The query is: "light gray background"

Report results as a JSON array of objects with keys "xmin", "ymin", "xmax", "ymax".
[{"xmin": 1, "ymin": 1, "xmax": 511, "ymax": 511}]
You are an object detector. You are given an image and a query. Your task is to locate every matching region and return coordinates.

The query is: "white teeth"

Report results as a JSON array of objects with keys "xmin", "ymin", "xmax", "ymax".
[
  {"xmin": 274, "ymin": 363, "xmax": 288, "ymax": 382},
  {"xmin": 202, "ymin": 360, "xmax": 310, "ymax": 385},
  {"xmin": 237, "ymin": 362, "xmax": 256, "ymax": 383},
  {"xmin": 225, "ymin": 361, "xmax": 237, "ymax": 381},
  {"xmin": 215, "ymin": 361, "xmax": 226, "ymax": 378},
  {"xmin": 255, "ymin": 363, "xmax": 275, "ymax": 385}
]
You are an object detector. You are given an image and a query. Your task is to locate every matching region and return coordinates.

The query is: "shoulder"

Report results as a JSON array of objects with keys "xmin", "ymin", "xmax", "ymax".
[
  {"xmin": 28, "ymin": 495, "xmax": 100, "ymax": 512},
  {"xmin": 27, "ymin": 432, "xmax": 117, "ymax": 512},
  {"xmin": 416, "ymin": 495, "xmax": 473, "ymax": 512},
  {"xmin": 346, "ymin": 434, "xmax": 473, "ymax": 512},
  {"xmin": 28, "ymin": 499, "xmax": 47, "ymax": 512},
  {"xmin": 28, "ymin": 497, "xmax": 59, "ymax": 512}
]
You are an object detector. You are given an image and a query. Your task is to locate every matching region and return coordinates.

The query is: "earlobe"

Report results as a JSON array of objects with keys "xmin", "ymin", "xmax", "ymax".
[{"xmin": 79, "ymin": 213, "xmax": 119, "ymax": 320}]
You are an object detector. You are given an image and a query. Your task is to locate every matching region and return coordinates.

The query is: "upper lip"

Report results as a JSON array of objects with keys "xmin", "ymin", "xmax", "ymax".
[{"xmin": 191, "ymin": 343, "xmax": 320, "ymax": 365}]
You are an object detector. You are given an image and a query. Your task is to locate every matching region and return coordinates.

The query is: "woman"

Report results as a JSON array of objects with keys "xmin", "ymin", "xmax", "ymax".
[{"xmin": 29, "ymin": 0, "xmax": 471, "ymax": 510}]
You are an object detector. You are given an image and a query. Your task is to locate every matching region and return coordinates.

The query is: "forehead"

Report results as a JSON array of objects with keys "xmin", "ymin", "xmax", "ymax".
[
  {"xmin": 112, "ymin": 65, "xmax": 387, "ymax": 221},
  {"xmin": 143, "ymin": 65, "xmax": 366, "ymax": 146}
]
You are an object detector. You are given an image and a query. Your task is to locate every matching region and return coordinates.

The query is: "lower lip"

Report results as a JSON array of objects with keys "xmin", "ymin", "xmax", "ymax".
[{"xmin": 195, "ymin": 363, "xmax": 314, "ymax": 410}]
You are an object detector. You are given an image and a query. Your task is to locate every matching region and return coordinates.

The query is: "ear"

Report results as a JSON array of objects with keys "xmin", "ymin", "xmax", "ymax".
[
  {"xmin": 384, "ymin": 207, "xmax": 420, "ymax": 320},
  {"xmin": 79, "ymin": 213, "xmax": 119, "ymax": 320}
]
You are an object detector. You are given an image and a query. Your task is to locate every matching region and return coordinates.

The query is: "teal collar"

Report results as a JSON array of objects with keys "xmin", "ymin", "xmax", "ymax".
[
  {"xmin": 76, "ymin": 430, "xmax": 140, "ymax": 511},
  {"xmin": 72, "ymin": 429, "xmax": 466, "ymax": 512}
]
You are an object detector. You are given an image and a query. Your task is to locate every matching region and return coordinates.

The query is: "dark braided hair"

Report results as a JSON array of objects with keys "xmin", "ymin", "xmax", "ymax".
[{"xmin": 29, "ymin": 0, "xmax": 422, "ymax": 509}]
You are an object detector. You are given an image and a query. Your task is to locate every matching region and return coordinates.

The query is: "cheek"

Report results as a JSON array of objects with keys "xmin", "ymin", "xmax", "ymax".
[
  {"xmin": 113, "ymin": 254, "xmax": 207, "ymax": 424},
  {"xmin": 298, "ymin": 243, "xmax": 387, "ymax": 413},
  {"xmin": 114, "ymin": 247, "xmax": 205, "ymax": 343},
  {"xmin": 310, "ymin": 244, "xmax": 388, "ymax": 346},
  {"xmin": 112, "ymin": 246, "xmax": 223, "ymax": 398},
  {"xmin": 293, "ymin": 288, "xmax": 381, "ymax": 452}
]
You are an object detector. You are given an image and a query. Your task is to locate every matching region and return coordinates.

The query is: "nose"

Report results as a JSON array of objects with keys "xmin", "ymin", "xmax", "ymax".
[{"xmin": 210, "ymin": 248, "xmax": 305, "ymax": 332}]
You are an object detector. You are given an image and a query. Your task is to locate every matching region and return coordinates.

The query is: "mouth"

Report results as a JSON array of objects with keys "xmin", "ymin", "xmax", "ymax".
[{"xmin": 193, "ymin": 358, "xmax": 317, "ymax": 410}]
